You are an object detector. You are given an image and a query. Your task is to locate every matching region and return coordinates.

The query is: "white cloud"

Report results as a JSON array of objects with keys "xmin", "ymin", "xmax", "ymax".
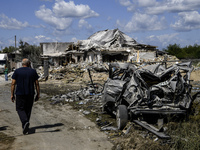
[
  {"xmin": 78, "ymin": 19, "xmax": 92, "ymax": 29},
  {"xmin": 146, "ymin": 33, "xmax": 179, "ymax": 48},
  {"xmin": 118, "ymin": 0, "xmax": 200, "ymax": 15},
  {"xmin": 146, "ymin": 0, "xmax": 200, "ymax": 15},
  {"xmin": 118, "ymin": 0, "xmax": 132, "ymax": 6},
  {"xmin": 145, "ymin": 33, "xmax": 198, "ymax": 50},
  {"xmin": 118, "ymin": 0, "xmax": 157, "ymax": 12},
  {"xmin": 53, "ymin": 0, "xmax": 99, "ymax": 18},
  {"xmin": 19, "ymin": 35, "xmax": 55, "ymax": 46},
  {"xmin": 117, "ymin": 0, "xmax": 200, "ymax": 34},
  {"xmin": 35, "ymin": 35, "xmax": 51, "ymax": 40},
  {"xmin": 138, "ymin": 0, "xmax": 157, "ymax": 7},
  {"xmin": 35, "ymin": 35, "xmax": 45, "ymax": 39},
  {"xmin": 118, "ymin": 0, "xmax": 136, "ymax": 12},
  {"xmin": 35, "ymin": 5, "xmax": 72, "ymax": 30},
  {"xmin": 0, "ymin": 14, "xmax": 29, "ymax": 30},
  {"xmin": 117, "ymin": 13, "xmax": 167, "ymax": 32},
  {"xmin": 135, "ymin": 33, "xmax": 188, "ymax": 49},
  {"xmin": 35, "ymin": 1, "xmax": 99, "ymax": 32},
  {"xmin": 171, "ymin": 11, "xmax": 200, "ymax": 31}
]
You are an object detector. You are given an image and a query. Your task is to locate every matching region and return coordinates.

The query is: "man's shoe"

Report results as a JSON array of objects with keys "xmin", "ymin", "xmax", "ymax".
[{"xmin": 23, "ymin": 122, "xmax": 30, "ymax": 135}]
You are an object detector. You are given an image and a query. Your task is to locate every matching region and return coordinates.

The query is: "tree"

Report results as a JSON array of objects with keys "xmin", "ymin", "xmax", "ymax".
[
  {"xmin": 1, "ymin": 46, "xmax": 16, "ymax": 53},
  {"xmin": 164, "ymin": 44, "xmax": 181, "ymax": 55},
  {"xmin": 19, "ymin": 40, "xmax": 42, "ymax": 68},
  {"xmin": 164, "ymin": 43, "xmax": 200, "ymax": 59}
]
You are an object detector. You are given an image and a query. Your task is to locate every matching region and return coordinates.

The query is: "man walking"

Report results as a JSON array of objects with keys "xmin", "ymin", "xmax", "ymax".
[{"xmin": 11, "ymin": 58, "xmax": 40, "ymax": 135}]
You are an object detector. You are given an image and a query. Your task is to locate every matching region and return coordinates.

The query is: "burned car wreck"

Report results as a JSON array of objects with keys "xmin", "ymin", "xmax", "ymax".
[{"xmin": 102, "ymin": 62, "xmax": 194, "ymax": 139}]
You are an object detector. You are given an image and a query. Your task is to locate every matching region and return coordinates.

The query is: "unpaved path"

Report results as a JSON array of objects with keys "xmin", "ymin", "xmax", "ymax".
[{"xmin": 0, "ymin": 76, "xmax": 113, "ymax": 150}]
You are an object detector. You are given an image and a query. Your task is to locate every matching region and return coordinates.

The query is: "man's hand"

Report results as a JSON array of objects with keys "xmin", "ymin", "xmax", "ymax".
[
  {"xmin": 34, "ymin": 80, "xmax": 40, "ymax": 102},
  {"xmin": 11, "ymin": 95, "xmax": 15, "ymax": 103},
  {"xmin": 35, "ymin": 94, "xmax": 40, "ymax": 102},
  {"xmin": 11, "ymin": 79, "xmax": 16, "ymax": 103}
]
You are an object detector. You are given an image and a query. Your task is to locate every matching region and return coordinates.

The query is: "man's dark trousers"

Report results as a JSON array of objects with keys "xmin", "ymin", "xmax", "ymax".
[{"xmin": 16, "ymin": 95, "xmax": 34, "ymax": 128}]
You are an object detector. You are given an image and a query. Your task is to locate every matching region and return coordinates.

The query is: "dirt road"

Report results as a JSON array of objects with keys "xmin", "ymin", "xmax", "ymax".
[{"xmin": 0, "ymin": 76, "xmax": 113, "ymax": 150}]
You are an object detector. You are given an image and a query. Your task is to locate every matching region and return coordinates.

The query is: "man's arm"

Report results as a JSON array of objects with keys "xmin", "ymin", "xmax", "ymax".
[
  {"xmin": 11, "ymin": 79, "xmax": 16, "ymax": 103},
  {"xmin": 34, "ymin": 80, "xmax": 40, "ymax": 102}
]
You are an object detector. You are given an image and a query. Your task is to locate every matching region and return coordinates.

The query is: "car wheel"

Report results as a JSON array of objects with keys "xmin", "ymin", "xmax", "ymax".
[{"xmin": 116, "ymin": 105, "xmax": 128, "ymax": 130}]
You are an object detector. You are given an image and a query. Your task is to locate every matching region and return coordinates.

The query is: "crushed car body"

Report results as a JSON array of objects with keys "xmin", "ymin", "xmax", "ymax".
[{"xmin": 102, "ymin": 61, "xmax": 194, "ymax": 138}]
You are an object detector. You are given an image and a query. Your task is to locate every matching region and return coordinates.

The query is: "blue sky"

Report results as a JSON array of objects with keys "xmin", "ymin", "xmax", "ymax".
[{"xmin": 0, "ymin": 0, "xmax": 200, "ymax": 50}]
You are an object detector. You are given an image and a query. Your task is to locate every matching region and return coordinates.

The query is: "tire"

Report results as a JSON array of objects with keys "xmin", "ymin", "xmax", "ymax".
[{"xmin": 116, "ymin": 105, "xmax": 128, "ymax": 130}]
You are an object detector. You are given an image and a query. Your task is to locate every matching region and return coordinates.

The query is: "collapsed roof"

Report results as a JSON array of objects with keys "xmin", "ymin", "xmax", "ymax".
[{"xmin": 76, "ymin": 29, "xmax": 156, "ymax": 51}]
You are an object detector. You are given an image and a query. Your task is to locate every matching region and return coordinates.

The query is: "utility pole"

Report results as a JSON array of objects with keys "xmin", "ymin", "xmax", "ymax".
[
  {"xmin": 14, "ymin": 35, "xmax": 16, "ymax": 65},
  {"xmin": 15, "ymin": 35, "xmax": 16, "ymax": 49}
]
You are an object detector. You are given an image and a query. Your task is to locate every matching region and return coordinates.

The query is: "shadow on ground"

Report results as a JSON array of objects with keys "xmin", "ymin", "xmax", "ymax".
[
  {"xmin": 28, "ymin": 123, "xmax": 64, "ymax": 134},
  {"xmin": 0, "ymin": 126, "xmax": 8, "ymax": 131}
]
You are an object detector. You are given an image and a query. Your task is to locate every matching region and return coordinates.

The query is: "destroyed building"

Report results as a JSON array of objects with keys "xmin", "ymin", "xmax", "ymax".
[
  {"xmin": 40, "ymin": 29, "xmax": 158, "ymax": 66},
  {"xmin": 67, "ymin": 29, "xmax": 158, "ymax": 63},
  {"xmin": 7, "ymin": 50, "xmax": 24, "ymax": 70},
  {"xmin": 40, "ymin": 42, "xmax": 73, "ymax": 66}
]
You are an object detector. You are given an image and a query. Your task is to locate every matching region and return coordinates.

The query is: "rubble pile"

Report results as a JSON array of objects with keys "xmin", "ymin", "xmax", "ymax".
[
  {"xmin": 141, "ymin": 54, "xmax": 178, "ymax": 63},
  {"xmin": 47, "ymin": 84, "xmax": 119, "ymax": 131},
  {"xmin": 37, "ymin": 60, "xmax": 200, "ymax": 149},
  {"xmin": 49, "ymin": 61, "xmax": 199, "ymax": 136},
  {"xmin": 38, "ymin": 63, "xmax": 109, "ymax": 83},
  {"xmin": 49, "ymin": 86, "xmax": 103, "ymax": 107}
]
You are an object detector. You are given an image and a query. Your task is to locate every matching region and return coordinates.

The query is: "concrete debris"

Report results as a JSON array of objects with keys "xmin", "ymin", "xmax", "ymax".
[
  {"xmin": 37, "ymin": 62, "xmax": 109, "ymax": 83},
  {"xmin": 82, "ymin": 110, "xmax": 91, "ymax": 115},
  {"xmin": 122, "ymin": 124, "xmax": 132, "ymax": 135},
  {"xmin": 101, "ymin": 126, "xmax": 118, "ymax": 131},
  {"xmin": 49, "ymin": 86, "xmax": 103, "ymax": 108}
]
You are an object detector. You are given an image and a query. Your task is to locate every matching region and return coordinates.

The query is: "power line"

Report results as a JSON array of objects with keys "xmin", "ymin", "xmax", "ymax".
[
  {"xmin": 0, "ymin": 36, "xmax": 16, "ymax": 49},
  {"xmin": 0, "ymin": 36, "xmax": 15, "ymax": 43}
]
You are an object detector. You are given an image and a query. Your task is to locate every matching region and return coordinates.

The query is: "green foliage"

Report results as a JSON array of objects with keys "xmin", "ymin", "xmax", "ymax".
[
  {"xmin": 1, "ymin": 46, "xmax": 16, "ymax": 53},
  {"xmin": 19, "ymin": 39, "xmax": 42, "ymax": 68},
  {"xmin": 164, "ymin": 43, "xmax": 200, "ymax": 59}
]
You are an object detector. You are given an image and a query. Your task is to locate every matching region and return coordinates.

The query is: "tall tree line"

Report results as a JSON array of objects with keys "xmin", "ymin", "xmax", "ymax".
[{"xmin": 163, "ymin": 43, "xmax": 200, "ymax": 59}]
